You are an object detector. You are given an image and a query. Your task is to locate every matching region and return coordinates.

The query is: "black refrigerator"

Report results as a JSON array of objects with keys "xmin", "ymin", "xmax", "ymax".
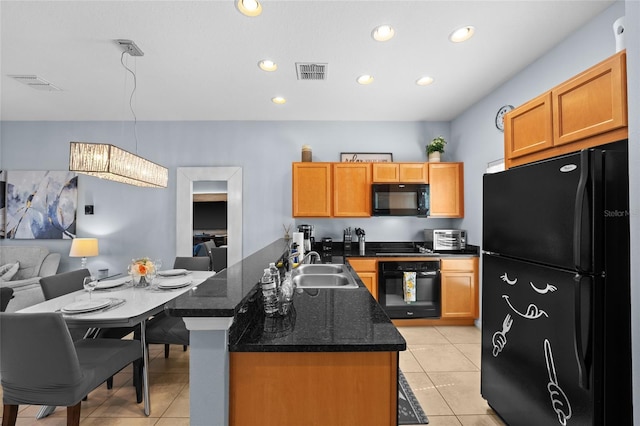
[{"xmin": 481, "ymin": 140, "xmax": 632, "ymax": 425}]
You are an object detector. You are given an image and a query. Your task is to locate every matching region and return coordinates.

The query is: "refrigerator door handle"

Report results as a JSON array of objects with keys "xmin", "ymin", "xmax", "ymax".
[
  {"xmin": 573, "ymin": 274, "xmax": 591, "ymax": 390},
  {"xmin": 573, "ymin": 150, "xmax": 589, "ymax": 273}
]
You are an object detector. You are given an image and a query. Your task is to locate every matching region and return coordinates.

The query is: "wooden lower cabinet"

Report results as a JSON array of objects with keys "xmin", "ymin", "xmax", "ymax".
[
  {"xmin": 229, "ymin": 351, "xmax": 398, "ymax": 426},
  {"xmin": 440, "ymin": 258, "xmax": 479, "ymax": 319},
  {"xmin": 348, "ymin": 258, "xmax": 377, "ymax": 299}
]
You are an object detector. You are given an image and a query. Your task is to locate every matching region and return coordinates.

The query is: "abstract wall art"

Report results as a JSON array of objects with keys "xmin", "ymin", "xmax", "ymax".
[
  {"xmin": 5, "ymin": 171, "xmax": 78, "ymax": 239},
  {"xmin": 0, "ymin": 171, "xmax": 5, "ymax": 239}
]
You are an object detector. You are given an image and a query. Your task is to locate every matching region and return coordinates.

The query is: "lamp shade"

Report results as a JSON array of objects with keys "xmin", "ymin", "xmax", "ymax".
[{"xmin": 69, "ymin": 238, "xmax": 99, "ymax": 258}]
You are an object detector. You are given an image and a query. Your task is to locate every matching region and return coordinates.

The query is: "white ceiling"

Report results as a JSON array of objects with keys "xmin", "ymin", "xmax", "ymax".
[{"xmin": 1, "ymin": 0, "xmax": 614, "ymax": 122}]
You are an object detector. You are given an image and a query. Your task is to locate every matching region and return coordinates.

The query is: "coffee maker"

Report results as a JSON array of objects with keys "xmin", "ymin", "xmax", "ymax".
[{"xmin": 297, "ymin": 224, "xmax": 315, "ymax": 252}]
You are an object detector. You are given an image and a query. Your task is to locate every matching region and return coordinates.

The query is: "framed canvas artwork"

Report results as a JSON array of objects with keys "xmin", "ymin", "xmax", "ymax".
[
  {"xmin": 0, "ymin": 171, "xmax": 5, "ymax": 239},
  {"xmin": 5, "ymin": 171, "xmax": 78, "ymax": 239}
]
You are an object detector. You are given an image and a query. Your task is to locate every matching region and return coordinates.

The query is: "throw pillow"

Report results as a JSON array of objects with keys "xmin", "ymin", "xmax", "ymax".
[{"xmin": 0, "ymin": 262, "xmax": 19, "ymax": 281}]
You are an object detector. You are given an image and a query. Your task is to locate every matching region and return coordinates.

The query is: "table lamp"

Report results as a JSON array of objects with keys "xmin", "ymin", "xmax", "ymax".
[{"xmin": 69, "ymin": 238, "xmax": 99, "ymax": 269}]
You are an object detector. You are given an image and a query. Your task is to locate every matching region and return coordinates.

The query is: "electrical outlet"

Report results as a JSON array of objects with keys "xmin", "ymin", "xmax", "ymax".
[{"xmin": 85, "ymin": 205, "xmax": 94, "ymax": 215}]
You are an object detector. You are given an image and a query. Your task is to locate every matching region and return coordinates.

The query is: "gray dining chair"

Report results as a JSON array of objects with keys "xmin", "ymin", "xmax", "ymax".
[
  {"xmin": 39, "ymin": 268, "xmax": 93, "ymax": 300},
  {"xmin": 196, "ymin": 241, "xmax": 227, "ymax": 272},
  {"xmin": 39, "ymin": 269, "xmax": 141, "ymax": 398},
  {"xmin": 173, "ymin": 256, "xmax": 210, "ymax": 271},
  {"xmin": 40, "ymin": 269, "xmax": 138, "ymax": 344},
  {"xmin": 40, "ymin": 269, "xmax": 96, "ymax": 342},
  {"xmin": 141, "ymin": 256, "xmax": 210, "ymax": 358},
  {"xmin": 209, "ymin": 246, "xmax": 228, "ymax": 273},
  {"xmin": 0, "ymin": 312, "xmax": 143, "ymax": 426}
]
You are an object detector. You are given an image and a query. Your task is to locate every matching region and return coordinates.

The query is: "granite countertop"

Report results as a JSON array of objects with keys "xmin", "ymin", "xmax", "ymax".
[
  {"xmin": 228, "ymin": 262, "xmax": 406, "ymax": 352},
  {"xmin": 165, "ymin": 238, "xmax": 477, "ymax": 352},
  {"xmin": 166, "ymin": 238, "xmax": 406, "ymax": 352},
  {"xmin": 165, "ymin": 239, "xmax": 291, "ymax": 318}
]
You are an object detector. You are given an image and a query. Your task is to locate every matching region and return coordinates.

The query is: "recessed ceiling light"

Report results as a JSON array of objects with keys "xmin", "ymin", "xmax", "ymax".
[
  {"xmin": 372, "ymin": 25, "xmax": 395, "ymax": 42},
  {"xmin": 258, "ymin": 59, "xmax": 278, "ymax": 72},
  {"xmin": 357, "ymin": 75, "xmax": 374, "ymax": 85},
  {"xmin": 236, "ymin": 0, "xmax": 262, "ymax": 17},
  {"xmin": 449, "ymin": 26, "xmax": 475, "ymax": 43},
  {"xmin": 416, "ymin": 76, "xmax": 434, "ymax": 86},
  {"xmin": 271, "ymin": 96, "xmax": 286, "ymax": 105}
]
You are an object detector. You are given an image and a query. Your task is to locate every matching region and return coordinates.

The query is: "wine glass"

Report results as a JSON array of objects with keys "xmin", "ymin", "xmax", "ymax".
[
  {"xmin": 147, "ymin": 263, "xmax": 158, "ymax": 289},
  {"xmin": 154, "ymin": 259, "xmax": 163, "ymax": 274},
  {"xmin": 83, "ymin": 276, "xmax": 98, "ymax": 300}
]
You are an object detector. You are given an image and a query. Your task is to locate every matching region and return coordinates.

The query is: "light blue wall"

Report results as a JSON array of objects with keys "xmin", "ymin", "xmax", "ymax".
[
  {"xmin": 0, "ymin": 120, "xmax": 449, "ymax": 273},
  {"xmin": 451, "ymin": 1, "xmax": 627, "ymax": 247}
]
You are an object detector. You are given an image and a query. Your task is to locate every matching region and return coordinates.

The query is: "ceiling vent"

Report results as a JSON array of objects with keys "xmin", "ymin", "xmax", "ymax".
[
  {"xmin": 9, "ymin": 75, "xmax": 61, "ymax": 91},
  {"xmin": 296, "ymin": 63, "xmax": 327, "ymax": 81}
]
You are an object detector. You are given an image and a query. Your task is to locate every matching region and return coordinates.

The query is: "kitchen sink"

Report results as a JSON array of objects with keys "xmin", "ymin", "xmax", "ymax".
[
  {"xmin": 291, "ymin": 273, "xmax": 359, "ymax": 289},
  {"xmin": 291, "ymin": 264, "xmax": 345, "ymax": 276}
]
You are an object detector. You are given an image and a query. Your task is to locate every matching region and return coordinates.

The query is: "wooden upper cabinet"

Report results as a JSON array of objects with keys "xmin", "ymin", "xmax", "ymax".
[
  {"xmin": 292, "ymin": 163, "xmax": 332, "ymax": 217},
  {"xmin": 428, "ymin": 162, "xmax": 464, "ymax": 218},
  {"xmin": 504, "ymin": 92, "xmax": 553, "ymax": 161},
  {"xmin": 399, "ymin": 163, "xmax": 428, "ymax": 183},
  {"xmin": 553, "ymin": 51, "xmax": 627, "ymax": 146},
  {"xmin": 372, "ymin": 163, "xmax": 428, "ymax": 183},
  {"xmin": 505, "ymin": 51, "xmax": 628, "ymax": 169},
  {"xmin": 372, "ymin": 163, "xmax": 399, "ymax": 182},
  {"xmin": 333, "ymin": 163, "xmax": 372, "ymax": 217}
]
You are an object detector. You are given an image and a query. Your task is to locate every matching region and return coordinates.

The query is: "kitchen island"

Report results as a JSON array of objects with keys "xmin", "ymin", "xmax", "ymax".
[{"xmin": 165, "ymin": 239, "xmax": 406, "ymax": 426}]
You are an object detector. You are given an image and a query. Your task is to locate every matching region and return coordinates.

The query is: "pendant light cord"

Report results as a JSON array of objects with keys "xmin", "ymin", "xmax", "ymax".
[{"xmin": 120, "ymin": 50, "xmax": 139, "ymax": 153}]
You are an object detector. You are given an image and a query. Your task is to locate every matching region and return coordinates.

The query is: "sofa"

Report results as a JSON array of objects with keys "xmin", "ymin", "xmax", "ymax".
[{"xmin": 0, "ymin": 246, "xmax": 61, "ymax": 312}]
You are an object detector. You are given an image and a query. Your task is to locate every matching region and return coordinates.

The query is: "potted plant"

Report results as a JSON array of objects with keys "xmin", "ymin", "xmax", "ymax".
[{"xmin": 427, "ymin": 136, "xmax": 446, "ymax": 162}]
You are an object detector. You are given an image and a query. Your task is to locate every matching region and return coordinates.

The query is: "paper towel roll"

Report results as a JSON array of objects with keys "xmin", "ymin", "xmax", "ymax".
[
  {"xmin": 614, "ymin": 16, "xmax": 625, "ymax": 53},
  {"xmin": 292, "ymin": 232, "xmax": 305, "ymax": 258}
]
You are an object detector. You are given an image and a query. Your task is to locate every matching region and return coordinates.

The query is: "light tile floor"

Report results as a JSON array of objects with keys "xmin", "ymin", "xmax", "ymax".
[
  {"xmin": 1, "ymin": 326, "xmax": 506, "ymax": 425},
  {"xmin": 399, "ymin": 325, "xmax": 506, "ymax": 426}
]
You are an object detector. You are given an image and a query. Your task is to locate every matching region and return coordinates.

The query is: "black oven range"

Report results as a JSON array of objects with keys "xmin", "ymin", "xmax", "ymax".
[{"xmin": 377, "ymin": 260, "xmax": 441, "ymax": 319}]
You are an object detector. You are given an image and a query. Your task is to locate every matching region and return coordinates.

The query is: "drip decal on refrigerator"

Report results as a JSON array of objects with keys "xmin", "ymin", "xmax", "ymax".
[
  {"xmin": 491, "ymin": 314, "xmax": 513, "ymax": 357},
  {"xmin": 500, "ymin": 273, "xmax": 518, "ymax": 285},
  {"xmin": 530, "ymin": 282, "xmax": 558, "ymax": 294},
  {"xmin": 544, "ymin": 339, "xmax": 573, "ymax": 425},
  {"xmin": 502, "ymin": 295, "xmax": 548, "ymax": 319}
]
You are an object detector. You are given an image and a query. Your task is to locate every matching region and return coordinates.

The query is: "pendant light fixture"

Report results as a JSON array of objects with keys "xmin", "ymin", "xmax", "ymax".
[{"xmin": 69, "ymin": 40, "xmax": 168, "ymax": 188}]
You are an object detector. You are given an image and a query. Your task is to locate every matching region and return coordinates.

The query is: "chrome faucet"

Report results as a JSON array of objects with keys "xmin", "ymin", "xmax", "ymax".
[
  {"xmin": 287, "ymin": 250, "xmax": 320, "ymax": 270},
  {"xmin": 299, "ymin": 251, "xmax": 320, "ymax": 265}
]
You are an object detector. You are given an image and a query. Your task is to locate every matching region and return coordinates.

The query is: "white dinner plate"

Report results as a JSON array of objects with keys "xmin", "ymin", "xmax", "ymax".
[
  {"xmin": 157, "ymin": 278, "xmax": 192, "ymax": 289},
  {"xmin": 158, "ymin": 269, "xmax": 189, "ymax": 277},
  {"xmin": 95, "ymin": 277, "xmax": 128, "ymax": 289},
  {"xmin": 62, "ymin": 299, "xmax": 111, "ymax": 313}
]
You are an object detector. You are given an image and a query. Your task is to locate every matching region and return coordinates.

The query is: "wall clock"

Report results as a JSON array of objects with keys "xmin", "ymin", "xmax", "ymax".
[{"xmin": 495, "ymin": 105, "xmax": 514, "ymax": 132}]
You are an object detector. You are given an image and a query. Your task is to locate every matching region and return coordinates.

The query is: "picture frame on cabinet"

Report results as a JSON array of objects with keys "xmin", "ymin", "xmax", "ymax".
[{"xmin": 340, "ymin": 152, "xmax": 393, "ymax": 163}]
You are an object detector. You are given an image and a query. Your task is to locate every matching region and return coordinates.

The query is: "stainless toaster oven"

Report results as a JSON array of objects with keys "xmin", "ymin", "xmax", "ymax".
[{"xmin": 423, "ymin": 229, "xmax": 467, "ymax": 251}]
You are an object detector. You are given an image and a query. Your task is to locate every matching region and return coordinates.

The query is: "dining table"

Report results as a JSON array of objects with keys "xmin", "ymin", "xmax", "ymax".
[{"xmin": 16, "ymin": 269, "xmax": 215, "ymax": 417}]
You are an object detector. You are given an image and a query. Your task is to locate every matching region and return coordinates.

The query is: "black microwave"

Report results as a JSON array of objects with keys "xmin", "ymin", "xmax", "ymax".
[{"xmin": 371, "ymin": 183, "xmax": 429, "ymax": 216}]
